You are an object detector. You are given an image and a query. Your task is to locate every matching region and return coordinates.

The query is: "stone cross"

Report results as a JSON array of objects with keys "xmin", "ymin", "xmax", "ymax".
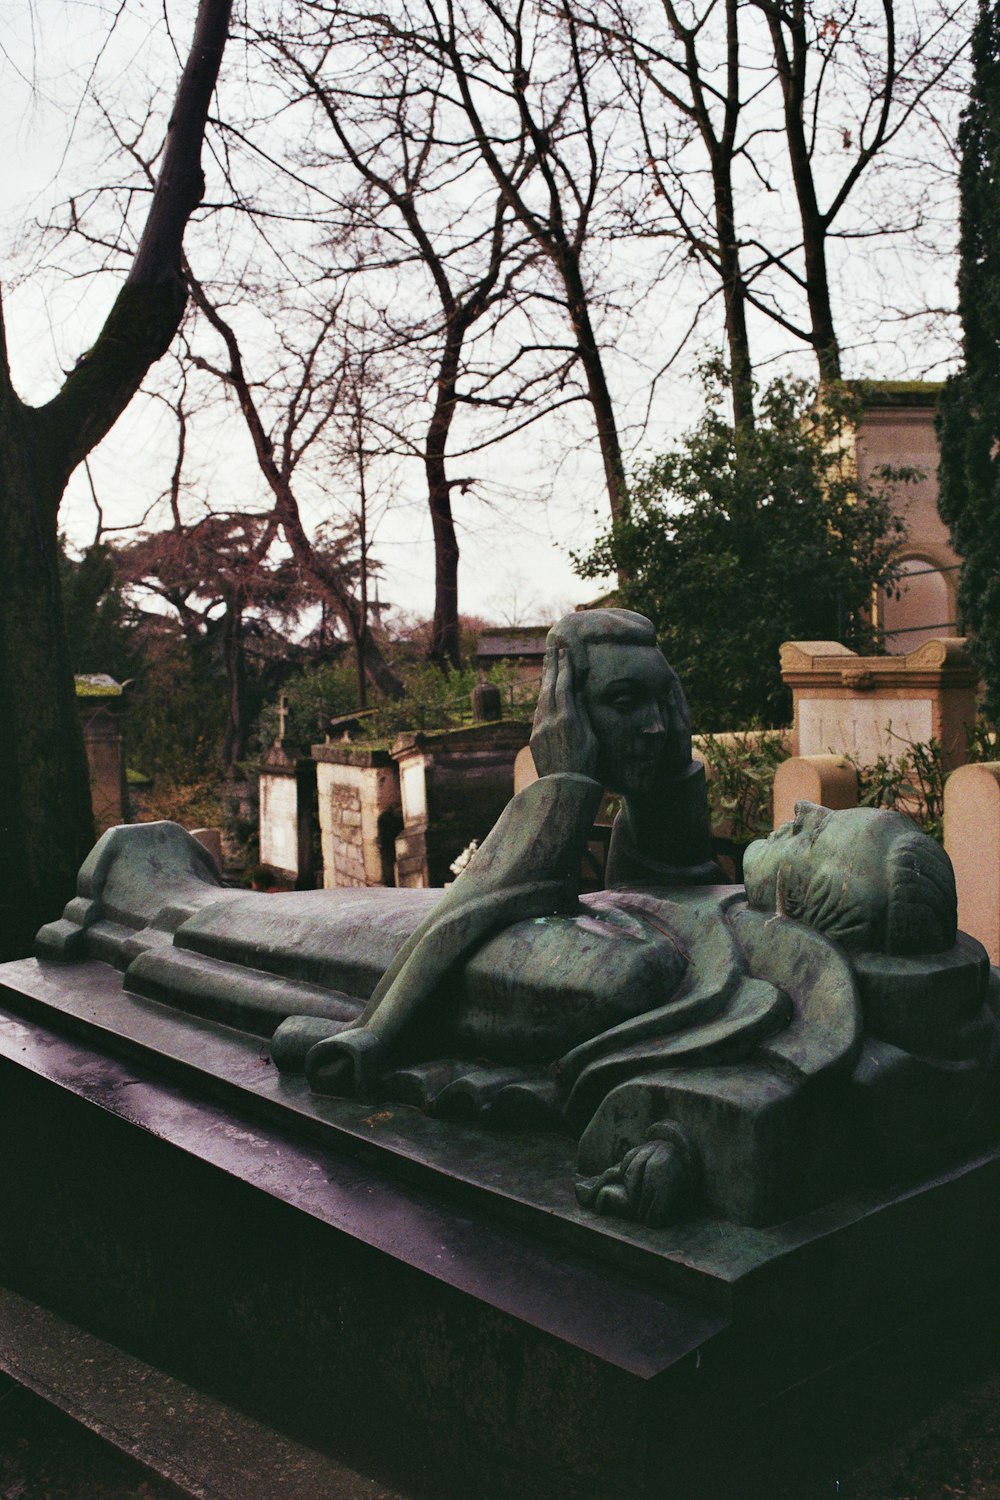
[{"xmin": 277, "ymin": 694, "xmax": 289, "ymax": 742}]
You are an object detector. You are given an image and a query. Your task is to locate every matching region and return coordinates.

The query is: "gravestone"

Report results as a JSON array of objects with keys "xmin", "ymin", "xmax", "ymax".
[
  {"xmin": 772, "ymin": 753, "xmax": 858, "ymax": 828},
  {"xmin": 312, "ymin": 742, "xmax": 401, "ymax": 888},
  {"xmin": 257, "ymin": 726, "xmax": 318, "ymax": 889},
  {"xmin": 391, "ymin": 719, "xmax": 532, "ymax": 887},
  {"xmin": 945, "ymin": 761, "xmax": 1000, "ymax": 963},
  {"xmin": 781, "ymin": 637, "xmax": 977, "ymax": 769}
]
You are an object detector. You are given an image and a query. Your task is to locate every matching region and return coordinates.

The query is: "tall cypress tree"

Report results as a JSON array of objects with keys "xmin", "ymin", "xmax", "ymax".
[{"xmin": 938, "ymin": 0, "xmax": 1000, "ymax": 722}]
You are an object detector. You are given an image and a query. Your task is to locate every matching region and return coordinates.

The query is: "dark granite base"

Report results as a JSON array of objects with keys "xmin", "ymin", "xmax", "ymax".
[{"xmin": 2, "ymin": 957, "xmax": 1000, "ymax": 1498}]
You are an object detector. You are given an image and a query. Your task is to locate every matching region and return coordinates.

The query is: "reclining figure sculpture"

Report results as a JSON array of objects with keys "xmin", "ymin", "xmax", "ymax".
[{"xmin": 38, "ymin": 610, "xmax": 1000, "ymax": 1229}]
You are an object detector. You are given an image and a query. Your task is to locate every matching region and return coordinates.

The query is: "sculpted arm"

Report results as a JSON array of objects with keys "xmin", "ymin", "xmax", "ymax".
[{"xmin": 299, "ymin": 649, "xmax": 604, "ymax": 1096}]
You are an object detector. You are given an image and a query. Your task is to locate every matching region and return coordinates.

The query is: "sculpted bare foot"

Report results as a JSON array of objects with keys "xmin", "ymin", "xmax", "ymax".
[{"xmin": 576, "ymin": 1128, "xmax": 697, "ymax": 1228}]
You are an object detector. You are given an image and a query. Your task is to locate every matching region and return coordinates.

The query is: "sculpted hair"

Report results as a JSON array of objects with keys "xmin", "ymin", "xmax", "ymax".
[
  {"xmin": 884, "ymin": 827, "xmax": 957, "ymax": 954},
  {"xmin": 545, "ymin": 609, "xmax": 656, "ymax": 685},
  {"xmin": 793, "ymin": 818, "xmax": 957, "ymax": 955}
]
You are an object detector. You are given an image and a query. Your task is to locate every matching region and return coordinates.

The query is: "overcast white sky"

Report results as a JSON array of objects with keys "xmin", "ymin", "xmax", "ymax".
[{"xmin": 0, "ymin": 0, "xmax": 968, "ymax": 629}]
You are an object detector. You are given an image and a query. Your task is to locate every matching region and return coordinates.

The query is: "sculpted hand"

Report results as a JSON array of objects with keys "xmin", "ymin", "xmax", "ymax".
[{"xmin": 529, "ymin": 646, "xmax": 599, "ymax": 780}]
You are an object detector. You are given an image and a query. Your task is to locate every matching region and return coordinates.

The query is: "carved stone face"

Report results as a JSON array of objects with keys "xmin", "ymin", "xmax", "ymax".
[
  {"xmin": 744, "ymin": 802, "xmax": 849, "ymax": 911},
  {"xmin": 742, "ymin": 802, "xmax": 957, "ymax": 955},
  {"xmin": 583, "ymin": 642, "xmax": 691, "ymax": 795}
]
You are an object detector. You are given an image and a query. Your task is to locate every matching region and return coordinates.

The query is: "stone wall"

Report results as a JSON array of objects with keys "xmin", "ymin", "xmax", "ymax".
[
  {"xmin": 313, "ymin": 745, "xmax": 401, "ymax": 888},
  {"xmin": 326, "ymin": 776, "xmax": 366, "ymax": 885}
]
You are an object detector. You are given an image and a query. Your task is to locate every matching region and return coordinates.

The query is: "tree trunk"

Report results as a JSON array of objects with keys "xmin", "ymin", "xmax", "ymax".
[
  {"xmin": 222, "ymin": 596, "xmax": 246, "ymax": 769},
  {"xmin": 0, "ymin": 0, "xmax": 231, "ymax": 956},
  {"xmin": 0, "ymin": 394, "xmax": 94, "ymax": 959},
  {"xmin": 762, "ymin": 0, "xmax": 842, "ymax": 383},
  {"xmin": 715, "ymin": 187, "xmax": 755, "ymax": 429},
  {"xmin": 425, "ymin": 462, "xmax": 461, "ymax": 669},
  {"xmin": 184, "ymin": 272, "xmax": 405, "ymax": 700},
  {"xmin": 425, "ymin": 327, "xmax": 465, "ymax": 669},
  {"xmin": 559, "ymin": 249, "xmax": 629, "ymax": 520}
]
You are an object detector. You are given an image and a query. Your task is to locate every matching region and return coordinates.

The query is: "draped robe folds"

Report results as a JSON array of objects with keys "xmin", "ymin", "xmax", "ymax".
[{"xmin": 35, "ymin": 766, "xmax": 1000, "ymax": 1226}]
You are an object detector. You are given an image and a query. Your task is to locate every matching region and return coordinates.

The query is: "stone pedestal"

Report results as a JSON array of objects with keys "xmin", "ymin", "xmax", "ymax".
[
  {"xmin": 3, "ymin": 956, "xmax": 1000, "ymax": 1499},
  {"xmin": 780, "ymin": 638, "xmax": 977, "ymax": 770},
  {"xmin": 945, "ymin": 762, "xmax": 1000, "ymax": 964},
  {"xmin": 312, "ymin": 744, "xmax": 401, "ymax": 888},
  {"xmin": 75, "ymin": 676, "xmax": 127, "ymax": 834},
  {"xmin": 391, "ymin": 721, "xmax": 532, "ymax": 887},
  {"xmin": 772, "ymin": 755, "xmax": 859, "ymax": 829}
]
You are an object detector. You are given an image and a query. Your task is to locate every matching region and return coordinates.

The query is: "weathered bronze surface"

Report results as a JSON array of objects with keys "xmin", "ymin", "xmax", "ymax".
[{"xmin": 36, "ymin": 609, "xmax": 1000, "ymax": 1229}]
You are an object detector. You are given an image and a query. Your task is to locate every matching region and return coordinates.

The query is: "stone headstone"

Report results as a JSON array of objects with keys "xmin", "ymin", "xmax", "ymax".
[
  {"xmin": 312, "ymin": 744, "xmax": 401, "ymax": 888},
  {"xmin": 781, "ymin": 637, "xmax": 977, "ymax": 770},
  {"xmin": 944, "ymin": 761, "xmax": 1000, "ymax": 963},
  {"xmin": 772, "ymin": 755, "xmax": 858, "ymax": 829}
]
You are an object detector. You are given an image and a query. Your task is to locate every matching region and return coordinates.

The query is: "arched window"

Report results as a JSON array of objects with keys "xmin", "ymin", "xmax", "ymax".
[{"xmin": 880, "ymin": 558, "xmax": 957, "ymax": 653}]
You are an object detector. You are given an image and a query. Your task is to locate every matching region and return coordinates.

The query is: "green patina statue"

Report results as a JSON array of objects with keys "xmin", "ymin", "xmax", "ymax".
[
  {"xmin": 36, "ymin": 610, "xmax": 1000, "ymax": 1229},
  {"xmin": 278, "ymin": 608, "xmax": 723, "ymax": 1097}
]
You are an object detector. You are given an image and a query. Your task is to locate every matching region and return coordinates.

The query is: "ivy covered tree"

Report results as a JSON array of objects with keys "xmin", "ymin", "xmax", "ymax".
[
  {"xmin": 575, "ymin": 373, "xmax": 911, "ymax": 730},
  {"xmin": 937, "ymin": 0, "xmax": 1000, "ymax": 724}
]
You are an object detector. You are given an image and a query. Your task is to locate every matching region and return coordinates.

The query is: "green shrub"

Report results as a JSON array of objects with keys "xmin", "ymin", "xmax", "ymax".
[
  {"xmin": 360, "ymin": 661, "xmax": 535, "ymax": 743},
  {"xmin": 698, "ymin": 729, "xmax": 790, "ymax": 845},
  {"xmin": 851, "ymin": 738, "xmax": 947, "ymax": 842},
  {"xmin": 255, "ymin": 659, "xmax": 360, "ymax": 753},
  {"xmin": 575, "ymin": 370, "xmax": 914, "ymax": 730}
]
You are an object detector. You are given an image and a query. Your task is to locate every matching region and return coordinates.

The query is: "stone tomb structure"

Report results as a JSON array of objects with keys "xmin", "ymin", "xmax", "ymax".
[
  {"xmin": 312, "ymin": 742, "xmax": 401, "ymax": 889},
  {"xmin": 2, "ymin": 610, "xmax": 1000, "ymax": 1498},
  {"xmin": 391, "ymin": 719, "xmax": 531, "ymax": 887},
  {"xmin": 781, "ymin": 636, "xmax": 978, "ymax": 770},
  {"xmin": 852, "ymin": 379, "xmax": 961, "ymax": 652},
  {"xmin": 257, "ymin": 739, "xmax": 319, "ymax": 888}
]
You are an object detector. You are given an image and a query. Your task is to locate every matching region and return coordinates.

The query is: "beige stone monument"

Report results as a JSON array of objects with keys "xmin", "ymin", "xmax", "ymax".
[
  {"xmin": 852, "ymin": 380, "xmax": 960, "ymax": 652},
  {"xmin": 944, "ymin": 761, "xmax": 1000, "ymax": 964},
  {"xmin": 772, "ymin": 755, "xmax": 859, "ymax": 829},
  {"xmin": 312, "ymin": 744, "xmax": 401, "ymax": 888},
  {"xmin": 258, "ymin": 732, "xmax": 319, "ymax": 888},
  {"xmin": 780, "ymin": 638, "xmax": 977, "ymax": 771}
]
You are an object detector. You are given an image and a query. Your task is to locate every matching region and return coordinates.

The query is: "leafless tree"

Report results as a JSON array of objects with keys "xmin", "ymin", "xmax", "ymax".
[
  {"xmin": 583, "ymin": 0, "xmax": 968, "ymax": 406},
  {"xmin": 243, "ymin": 0, "xmax": 605, "ymax": 661},
  {"xmin": 346, "ymin": 0, "xmax": 634, "ymax": 519},
  {"xmin": 0, "ymin": 0, "xmax": 231, "ymax": 959},
  {"xmin": 254, "ymin": 14, "xmax": 537, "ymax": 662},
  {"xmin": 183, "ymin": 267, "xmax": 406, "ymax": 700}
]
